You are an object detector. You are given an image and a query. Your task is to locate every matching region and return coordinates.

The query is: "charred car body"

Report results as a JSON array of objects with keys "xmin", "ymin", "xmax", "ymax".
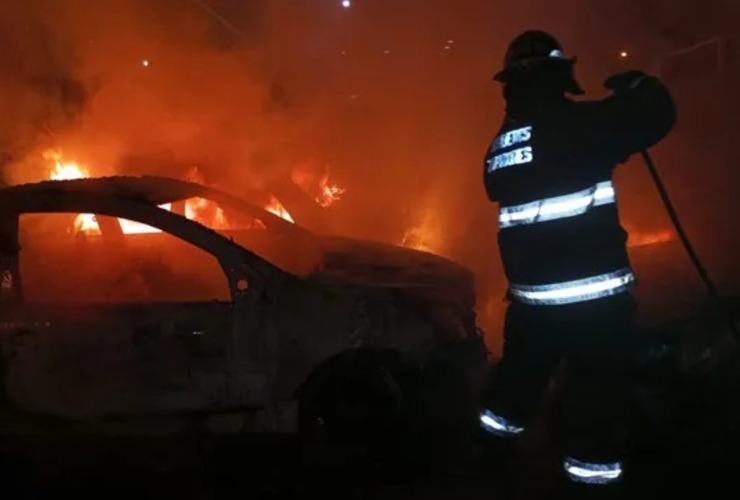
[{"xmin": 0, "ymin": 176, "xmax": 486, "ymax": 448}]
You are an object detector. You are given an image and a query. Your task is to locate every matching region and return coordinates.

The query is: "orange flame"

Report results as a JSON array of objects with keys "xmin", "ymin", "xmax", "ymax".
[
  {"xmin": 46, "ymin": 150, "xmax": 172, "ymax": 235},
  {"xmin": 45, "ymin": 151, "xmax": 296, "ymax": 233},
  {"xmin": 181, "ymin": 166, "xmax": 230, "ymax": 228},
  {"xmin": 316, "ymin": 172, "xmax": 346, "ymax": 208},
  {"xmin": 401, "ymin": 208, "xmax": 445, "ymax": 254},
  {"xmin": 46, "ymin": 150, "xmax": 105, "ymax": 235},
  {"xmin": 291, "ymin": 163, "xmax": 346, "ymax": 208},
  {"xmin": 185, "ymin": 197, "xmax": 229, "ymax": 229},
  {"xmin": 265, "ymin": 197, "xmax": 294, "ymax": 223}
]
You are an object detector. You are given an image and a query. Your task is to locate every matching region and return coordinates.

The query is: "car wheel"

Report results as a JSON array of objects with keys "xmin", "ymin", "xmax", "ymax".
[{"xmin": 296, "ymin": 348, "xmax": 420, "ymax": 471}]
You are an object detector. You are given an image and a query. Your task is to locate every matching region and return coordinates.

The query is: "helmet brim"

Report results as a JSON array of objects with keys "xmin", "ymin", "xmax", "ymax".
[
  {"xmin": 493, "ymin": 55, "xmax": 577, "ymax": 80},
  {"xmin": 492, "ymin": 56, "xmax": 584, "ymax": 95}
]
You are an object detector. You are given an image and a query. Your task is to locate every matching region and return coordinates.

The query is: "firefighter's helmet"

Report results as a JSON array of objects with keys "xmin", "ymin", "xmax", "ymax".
[{"xmin": 494, "ymin": 30, "xmax": 584, "ymax": 95}]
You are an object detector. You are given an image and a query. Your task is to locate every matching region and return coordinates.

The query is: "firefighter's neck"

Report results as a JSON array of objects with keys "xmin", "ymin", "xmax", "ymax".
[{"xmin": 504, "ymin": 84, "xmax": 567, "ymax": 114}]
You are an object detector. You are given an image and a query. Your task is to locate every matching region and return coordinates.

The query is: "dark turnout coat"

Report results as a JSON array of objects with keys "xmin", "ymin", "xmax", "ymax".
[{"xmin": 483, "ymin": 77, "xmax": 676, "ymax": 305}]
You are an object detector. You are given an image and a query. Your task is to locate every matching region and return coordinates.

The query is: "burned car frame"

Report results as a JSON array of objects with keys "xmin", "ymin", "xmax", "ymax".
[{"xmin": 0, "ymin": 176, "xmax": 487, "ymax": 444}]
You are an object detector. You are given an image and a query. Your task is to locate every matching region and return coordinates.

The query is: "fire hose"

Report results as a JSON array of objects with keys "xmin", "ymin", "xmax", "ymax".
[{"xmin": 640, "ymin": 150, "xmax": 740, "ymax": 340}]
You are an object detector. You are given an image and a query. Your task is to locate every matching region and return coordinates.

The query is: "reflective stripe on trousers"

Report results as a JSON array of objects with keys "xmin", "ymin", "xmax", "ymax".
[
  {"xmin": 509, "ymin": 267, "xmax": 635, "ymax": 306},
  {"xmin": 499, "ymin": 180, "xmax": 616, "ymax": 229},
  {"xmin": 564, "ymin": 457, "xmax": 624, "ymax": 485},
  {"xmin": 479, "ymin": 409, "xmax": 524, "ymax": 438},
  {"xmin": 481, "ymin": 413, "xmax": 625, "ymax": 485}
]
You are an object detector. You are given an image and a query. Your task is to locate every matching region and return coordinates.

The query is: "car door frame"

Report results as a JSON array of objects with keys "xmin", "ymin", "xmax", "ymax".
[{"xmin": 0, "ymin": 189, "xmax": 283, "ymax": 397}]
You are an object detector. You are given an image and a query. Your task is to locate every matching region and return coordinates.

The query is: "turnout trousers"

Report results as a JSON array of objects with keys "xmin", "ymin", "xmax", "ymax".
[{"xmin": 482, "ymin": 293, "xmax": 638, "ymax": 485}]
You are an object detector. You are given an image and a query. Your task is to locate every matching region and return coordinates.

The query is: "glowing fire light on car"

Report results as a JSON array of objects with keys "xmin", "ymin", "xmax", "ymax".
[{"xmin": 627, "ymin": 229, "xmax": 675, "ymax": 248}]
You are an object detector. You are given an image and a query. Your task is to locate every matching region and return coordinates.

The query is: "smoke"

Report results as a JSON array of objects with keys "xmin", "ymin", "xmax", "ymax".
[
  {"xmin": 0, "ymin": 0, "xmax": 291, "ymax": 189},
  {"xmin": 0, "ymin": 1, "xmax": 85, "ymax": 174},
  {"xmin": 1, "ymin": 0, "xmax": 734, "ymax": 351}
]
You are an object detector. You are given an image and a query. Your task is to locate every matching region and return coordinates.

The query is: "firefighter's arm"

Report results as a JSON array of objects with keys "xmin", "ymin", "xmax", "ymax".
[
  {"xmin": 483, "ymin": 154, "xmax": 499, "ymax": 202},
  {"xmin": 582, "ymin": 71, "xmax": 676, "ymax": 160}
]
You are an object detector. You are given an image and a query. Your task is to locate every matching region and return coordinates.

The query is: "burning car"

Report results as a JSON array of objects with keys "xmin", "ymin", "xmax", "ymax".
[{"xmin": 0, "ymin": 175, "xmax": 486, "ymax": 449}]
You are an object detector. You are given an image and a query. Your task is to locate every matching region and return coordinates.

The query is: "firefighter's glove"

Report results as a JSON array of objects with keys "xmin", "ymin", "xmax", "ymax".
[{"xmin": 604, "ymin": 70, "xmax": 648, "ymax": 94}]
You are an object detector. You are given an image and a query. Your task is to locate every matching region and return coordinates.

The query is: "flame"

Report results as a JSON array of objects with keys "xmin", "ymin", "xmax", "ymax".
[
  {"xmin": 46, "ymin": 150, "xmax": 103, "ymax": 235},
  {"xmin": 400, "ymin": 189, "xmax": 449, "ymax": 255},
  {"xmin": 265, "ymin": 197, "xmax": 294, "ymax": 223},
  {"xmin": 316, "ymin": 172, "xmax": 346, "ymax": 208},
  {"xmin": 402, "ymin": 209, "xmax": 444, "ymax": 255},
  {"xmin": 47, "ymin": 150, "xmax": 170, "ymax": 235},
  {"xmin": 44, "ymin": 152, "xmax": 225, "ymax": 234},
  {"xmin": 182, "ymin": 166, "xmax": 230, "ymax": 229},
  {"xmin": 185, "ymin": 197, "xmax": 229, "ymax": 229},
  {"xmin": 290, "ymin": 163, "xmax": 346, "ymax": 208},
  {"xmin": 44, "ymin": 151, "xmax": 296, "ymax": 233},
  {"xmin": 401, "ymin": 228, "xmax": 439, "ymax": 254},
  {"xmin": 119, "ymin": 206, "xmax": 172, "ymax": 234}
]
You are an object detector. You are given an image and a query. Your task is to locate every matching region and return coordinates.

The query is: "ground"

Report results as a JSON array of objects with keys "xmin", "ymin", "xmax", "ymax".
[
  {"xmin": 1, "ymin": 418, "xmax": 738, "ymax": 499},
  {"xmin": 2, "ymin": 311, "xmax": 739, "ymax": 499}
]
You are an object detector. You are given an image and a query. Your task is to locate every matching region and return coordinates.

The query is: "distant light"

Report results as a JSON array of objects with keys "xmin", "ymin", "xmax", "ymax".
[
  {"xmin": 141, "ymin": 59, "xmax": 150, "ymax": 67},
  {"xmin": 341, "ymin": 0, "xmax": 351, "ymax": 7},
  {"xmin": 447, "ymin": 39, "xmax": 455, "ymax": 44},
  {"xmin": 619, "ymin": 50, "xmax": 628, "ymax": 59},
  {"xmin": 443, "ymin": 45, "xmax": 452, "ymax": 50},
  {"xmin": 383, "ymin": 49, "xmax": 391, "ymax": 55},
  {"xmin": 340, "ymin": 50, "xmax": 347, "ymax": 56}
]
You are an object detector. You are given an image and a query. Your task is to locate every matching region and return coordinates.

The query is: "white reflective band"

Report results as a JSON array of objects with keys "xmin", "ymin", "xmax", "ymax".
[
  {"xmin": 564, "ymin": 457, "xmax": 624, "ymax": 485},
  {"xmin": 479, "ymin": 409, "xmax": 524, "ymax": 438},
  {"xmin": 509, "ymin": 268, "xmax": 635, "ymax": 306},
  {"xmin": 549, "ymin": 49, "xmax": 565, "ymax": 59},
  {"xmin": 499, "ymin": 181, "xmax": 616, "ymax": 229}
]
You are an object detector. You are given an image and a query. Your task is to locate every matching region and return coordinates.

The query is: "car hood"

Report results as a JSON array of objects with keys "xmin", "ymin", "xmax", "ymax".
[{"xmin": 308, "ymin": 235, "xmax": 476, "ymax": 309}]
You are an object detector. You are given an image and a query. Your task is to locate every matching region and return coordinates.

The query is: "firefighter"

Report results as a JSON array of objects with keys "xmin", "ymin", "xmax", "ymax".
[{"xmin": 479, "ymin": 30, "xmax": 676, "ymax": 493}]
